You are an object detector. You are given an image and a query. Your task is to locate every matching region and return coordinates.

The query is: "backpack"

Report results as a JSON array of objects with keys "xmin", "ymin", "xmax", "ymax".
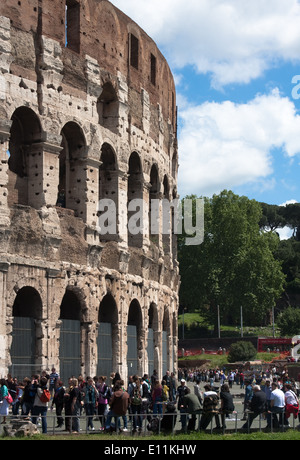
[
  {"xmin": 131, "ymin": 386, "xmax": 142, "ymax": 405},
  {"xmin": 147, "ymin": 417, "xmax": 159, "ymax": 432},
  {"xmin": 162, "ymin": 387, "xmax": 168, "ymax": 401},
  {"xmin": 203, "ymin": 394, "xmax": 219, "ymax": 413},
  {"xmin": 39, "ymin": 388, "xmax": 51, "ymax": 403},
  {"xmin": 5, "ymin": 393, "xmax": 13, "ymax": 404}
]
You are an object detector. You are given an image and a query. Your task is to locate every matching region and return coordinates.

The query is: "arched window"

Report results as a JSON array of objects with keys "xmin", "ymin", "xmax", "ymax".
[
  {"xmin": 149, "ymin": 164, "xmax": 159, "ymax": 244},
  {"xmin": 128, "ymin": 152, "xmax": 143, "ymax": 248},
  {"xmin": 65, "ymin": 0, "xmax": 80, "ymax": 53},
  {"xmin": 8, "ymin": 107, "xmax": 42, "ymax": 207},
  {"xmin": 97, "ymin": 82, "xmax": 119, "ymax": 133},
  {"xmin": 57, "ymin": 122, "xmax": 86, "ymax": 214},
  {"xmin": 127, "ymin": 299, "xmax": 143, "ymax": 377},
  {"xmin": 98, "ymin": 143, "xmax": 118, "ymax": 242}
]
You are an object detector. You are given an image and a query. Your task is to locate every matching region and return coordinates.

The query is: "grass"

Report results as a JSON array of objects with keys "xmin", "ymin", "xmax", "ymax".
[
  {"xmin": 178, "ymin": 311, "xmax": 280, "ymax": 340},
  {"xmin": 2, "ymin": 431, "xmax": 300, "ymax": 441}
]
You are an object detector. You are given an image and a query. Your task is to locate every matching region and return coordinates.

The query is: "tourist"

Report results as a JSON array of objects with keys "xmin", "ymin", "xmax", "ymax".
[
  {"xmin": 83, "ymin": 377, "xmax": 98, "ymax": 431},
  {"xmin": 162, "ymin": 379, "xmax": 169, "ymax": 405},
  {"xmin": 182, "ymin": 387, "xmax": 202, "ymax": 431},
  {"xmin": 228, "ymin": 371, "xmax": 235, "ymax": 389},
  {"xmin": 242, "ymin": 380, "xmax": 253, "ymax": 421},
  {"xmin": 105, "ymin": 382, "xmax": 130, "ymax": 432},
  {"xmin": 239, "ymin": 371, "xmax": 245, "ymax": 389},
  {"xmin": 21, "ymin": 377, "xmax": 35, "ymax": 416},
  {"xmin": 0, "ymin": 379, "xmax": 10, "ymax": 424},
  {"xmin": 97, "ymin": 376, "xmax": 109, "ymax": 430},
  {"xmin": 151, "ymin": 369, "xmax": 158, "ymax": 389},
  {"xmin": 169, "ymin": 372, "xmax": 177, "ymax": 401},
  {"xmin": 129, "ymin": 377, "xmax": 143, "ymax": 432},
  {"xmin": 64, "ymin": 378, "xmax": 81, "ymax": 433},
  {"xmin": 267, "ymin": 382, "xmax": 285, "ymax": 429},
  {"xmin": 163, "ymin": 370, "xmax": 171, "ymax": 398},
  {"xmin": 51, "ymin": 380, "xmax": 65, "ymax": 428},
  {"xmin": 242, "ymin": 385, "xmax": 267, "ymax": 430},
  {"xmin": 199, "ymin": 384, "xmax": 221, "ymax": 431},
  {"xmin": 284, "ymin": 384, "xmax": 299, "ymax": 425},
  {"xmin": 176, "ymin": 378, "xmax": 189, "ymax": 430},
  {"xmin": 118, "ymin": 379, "xmax": 129, "ymax": 431},
  {"xmin": 49, "ymin": 368, "xmax": 59, "ymax": 397},
  {"xmin": 152, "ymin": 379, "xmax": 164, "ymax": 416},
  {"xmin": 31, "ymin": 376, "xmax": 49, "ymax": 434},
  {"xmin": 220, "ymin": 384, "xmax": 235, "ymax": 430}
]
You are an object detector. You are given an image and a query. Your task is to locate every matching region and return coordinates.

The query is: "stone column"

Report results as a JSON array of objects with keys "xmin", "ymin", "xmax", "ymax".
[
  {"xmin": 0, "ymin": 262, "xmax": 9, "ymax": 377},
  {"xmin": 0, "ymin": 120, "xmax": 12, "ymax": 229},
  {"xmin": 76, "ymin": 155, "xmax": 101, "ymax": 227},
  {"xmin": 150, "ymin": 191, "xmax": 164, "ymax": 256},
  {"xmin": 0, "ymin": 16, "xmax": 13, "ymax": 100},
  {"xmin": 46, "ymin": 269, "xmax": 63, "ymax": 371},
  {"xmin": 27, "ymin": 133, "xmax": 62, "ymax": 209},
  {"xmin": 81, "ymin": 321, "xmax": 98, "ymax": 378}
]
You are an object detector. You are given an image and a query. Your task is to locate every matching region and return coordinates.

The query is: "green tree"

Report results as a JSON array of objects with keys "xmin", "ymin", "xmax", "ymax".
[
  {"xmin": 282, "ymin": 203, "xmax": 300, "ymax": 241},
  {"xmin": 178, "ymin": 190, "xmax": 285, "ymax": 328},
  {"xmin": 259, "ymin": 203, "xmax": 286, "ymax": 232},
  {"xmin": 277, "ymin": 307, "xmax": 300, "ymax": 336}
]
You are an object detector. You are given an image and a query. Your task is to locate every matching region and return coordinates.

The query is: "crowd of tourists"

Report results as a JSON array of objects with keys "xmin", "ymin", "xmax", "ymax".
[
  {"xmin": 179, "ymin": 365, "xmax": 300, "ymax": 430},
  {"xmin": 0, "ymin": 365, "xmax": 300, "ymax": 434}
]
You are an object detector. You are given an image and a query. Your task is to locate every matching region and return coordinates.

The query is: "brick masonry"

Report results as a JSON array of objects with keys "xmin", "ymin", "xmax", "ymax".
[{"xmin": 0, "ymin": 0, "xmax": 179, "ymax": 382}]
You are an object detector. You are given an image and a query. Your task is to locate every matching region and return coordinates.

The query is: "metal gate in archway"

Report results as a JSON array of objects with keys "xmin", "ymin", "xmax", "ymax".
[
  {"xmin": 59, "ymin": 319, "xmax": 81, "ymax": 382},
  {"xmin": 10, "ymin": 317, "xmax": 35, "ymax": 380},
  {"xmin": 97, "ymin": 322, "xmax": 113, "ymax": 377}
]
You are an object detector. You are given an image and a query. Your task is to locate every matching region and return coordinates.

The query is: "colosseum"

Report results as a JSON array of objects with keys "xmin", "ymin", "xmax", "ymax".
[{"xmin": 0, "ymin": 0, "xmax": 179, "ymax": 383}]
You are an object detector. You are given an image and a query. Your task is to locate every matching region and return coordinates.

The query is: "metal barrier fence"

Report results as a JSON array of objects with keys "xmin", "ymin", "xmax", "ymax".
[{"xmin": 1, "ymin": 409, "xmax": 299, "ymax": 436}]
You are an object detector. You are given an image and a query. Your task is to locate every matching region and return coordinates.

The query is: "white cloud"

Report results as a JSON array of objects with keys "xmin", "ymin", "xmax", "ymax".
[
  {"xmin": 277, "ymin": 227, "xmax": 294, "ymax": 240},
  {"xmin": 280, "ymin": 199, "xmax": 298, "ymax": 207},
  {"xmin": 111, "ymin": 0, "xmax": 300, "ymax": 87},
  {"xmin": 177, "ymin": 89, "xmax": 300, "ymax": 197}
]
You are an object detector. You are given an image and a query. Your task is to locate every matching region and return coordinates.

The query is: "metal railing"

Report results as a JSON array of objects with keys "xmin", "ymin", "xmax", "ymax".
[{"xmin": 1, "ymin": 409, "xmax": 299, "ymax": 436}]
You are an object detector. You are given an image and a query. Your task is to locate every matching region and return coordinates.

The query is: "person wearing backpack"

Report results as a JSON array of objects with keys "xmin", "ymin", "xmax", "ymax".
[
  {"xmin": 199, "ymin": 384, "xmax": 221, "ymax": 431},
  {"xmin": 97, "ymin": 376, "xmax": 109, "ymax": 430},
  {"xmin": 31, "ymin": 377, "xmax": 49, "ymax": 434},
  {"xmin": 130, "ymin": 377, "xmax": 143, "ymax": 432},
  {"xmin": 105, "ymin": 382, "xmax": 130, "ymax": 432}
]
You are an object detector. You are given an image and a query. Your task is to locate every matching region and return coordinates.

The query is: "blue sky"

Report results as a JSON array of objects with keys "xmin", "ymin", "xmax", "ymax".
[{"xmin": 111, "ymin": 0, "xmax": 300, "ymax": 207}]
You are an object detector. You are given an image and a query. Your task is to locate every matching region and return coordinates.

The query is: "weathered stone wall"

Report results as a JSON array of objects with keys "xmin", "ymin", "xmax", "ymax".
[{"xmin": 0, "ymin": 0, "xmax": 179, "ymax": 382}]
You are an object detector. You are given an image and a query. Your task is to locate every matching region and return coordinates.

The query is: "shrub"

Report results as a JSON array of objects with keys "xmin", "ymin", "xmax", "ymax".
[{"xmin": 228, "ymin": 341, "xmax": 257, "ymax": 363}]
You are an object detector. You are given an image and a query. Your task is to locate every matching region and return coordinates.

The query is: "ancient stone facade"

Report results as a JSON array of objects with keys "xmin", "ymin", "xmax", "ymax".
[{"xmin": 0, "ymin": 0, "xmax": 179, "ymax": 382}]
